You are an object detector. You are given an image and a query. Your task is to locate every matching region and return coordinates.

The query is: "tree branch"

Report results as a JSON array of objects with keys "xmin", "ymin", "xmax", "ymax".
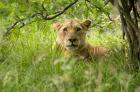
[
  {"xmin": 5, "ymin": 0, "xmax": 78, "ymax": 36},
  {"xmin": 85, "ymin": 0, "xmax": 113, "ymax": 21}
]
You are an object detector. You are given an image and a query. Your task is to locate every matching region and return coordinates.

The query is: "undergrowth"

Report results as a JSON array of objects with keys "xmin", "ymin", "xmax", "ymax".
[{"xmin": 0, "ymin": 20, "xmax": 140, "ymax": 92}]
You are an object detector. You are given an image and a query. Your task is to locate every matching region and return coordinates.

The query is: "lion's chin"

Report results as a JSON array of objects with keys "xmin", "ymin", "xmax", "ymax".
[
  {"xmin": 65, "ymin": 44, "xmax": 79, "ymax": 50},
  {"xmin": 66, "ymin": 47, "xmax": 78, "ymax": 51}
]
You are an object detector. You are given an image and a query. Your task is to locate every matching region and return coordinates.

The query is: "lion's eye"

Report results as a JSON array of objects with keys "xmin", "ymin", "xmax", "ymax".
[
  {"xmin": 63, "ymin": 28, "xmax": 67, "ymax": 31},
  {"xmin": 76, "ymin": 27, "xmax": 82, "ymax": 32}
]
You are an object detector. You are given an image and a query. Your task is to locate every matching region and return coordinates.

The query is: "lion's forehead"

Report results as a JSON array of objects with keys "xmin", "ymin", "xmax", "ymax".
[{"xmin": 62, "ymin": 20, "xmax": 82, "ymax": 28}]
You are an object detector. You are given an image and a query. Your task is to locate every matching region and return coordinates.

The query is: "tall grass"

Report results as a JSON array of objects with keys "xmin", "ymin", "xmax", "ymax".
[{"xmin": 0, "ymin": 20, "xmax": 140, "ymax": 92}]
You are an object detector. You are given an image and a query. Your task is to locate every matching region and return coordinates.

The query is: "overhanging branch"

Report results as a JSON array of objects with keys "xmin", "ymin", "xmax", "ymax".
[{"xmin": 5, "ymin": 0, "xmax": 78, "ymax": 35}]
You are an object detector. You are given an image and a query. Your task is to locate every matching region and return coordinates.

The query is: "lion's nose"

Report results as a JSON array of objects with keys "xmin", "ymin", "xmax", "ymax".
[{"xmin": 68, "ymin": 38, "xmax": 77, "ymax": 42}]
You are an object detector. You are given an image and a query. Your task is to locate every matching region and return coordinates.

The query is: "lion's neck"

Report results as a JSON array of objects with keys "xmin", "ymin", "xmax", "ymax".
[
  {"xmin": 55, "ymin": 43, "xmax": 91, "ymax": 59},
  {"xmin": 63, "ymin": 44, "xmax": 90, "ymax": 58}
]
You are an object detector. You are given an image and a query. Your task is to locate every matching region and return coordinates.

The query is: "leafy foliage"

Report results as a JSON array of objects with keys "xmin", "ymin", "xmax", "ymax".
[{"xmin": 0, "ymin": 0, "xmax": 140, "ymax": 92}]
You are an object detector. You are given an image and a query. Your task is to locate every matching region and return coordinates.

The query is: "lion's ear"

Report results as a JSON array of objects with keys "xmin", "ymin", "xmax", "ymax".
[
  {"xmin": 53, "ymin": 22, "xmax": 62, "ymax": 31},
  {"xmin": 82, "ymin": 20, "xmax": 91, "ymax": 29}
]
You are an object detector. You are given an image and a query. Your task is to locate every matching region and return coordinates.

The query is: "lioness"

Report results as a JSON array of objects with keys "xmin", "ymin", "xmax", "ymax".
[{"xmin": 53, "ymin": 19, "xmax": 109, "ymax": 60}]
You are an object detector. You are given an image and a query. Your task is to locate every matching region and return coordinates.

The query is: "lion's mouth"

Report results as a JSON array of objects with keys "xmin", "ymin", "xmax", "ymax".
[{"xmin": 67, "ymin": 44, "xmax": 78, "ymax": 48}]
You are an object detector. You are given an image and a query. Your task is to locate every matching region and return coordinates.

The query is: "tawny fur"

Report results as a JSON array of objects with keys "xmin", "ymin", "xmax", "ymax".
[{"xmin": 53, "ymin": 19, "xmax": 109, "ymax": 60}]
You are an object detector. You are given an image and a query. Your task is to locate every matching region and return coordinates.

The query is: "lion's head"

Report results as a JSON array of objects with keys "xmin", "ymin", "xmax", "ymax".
[{"xmin": 53, "ymin": 19, "xmax": 91, "ymax": 51}]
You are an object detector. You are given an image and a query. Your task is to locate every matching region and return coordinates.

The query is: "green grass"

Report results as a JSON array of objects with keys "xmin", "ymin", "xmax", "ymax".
[{"xmin": 0, "ymin": 20, "xmax": 140, "ymax": 92}]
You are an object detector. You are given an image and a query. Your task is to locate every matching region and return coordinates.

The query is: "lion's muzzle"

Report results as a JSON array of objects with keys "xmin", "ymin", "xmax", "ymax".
[{"xmin": 65, "ymin": 37, "xmax": 79, "ymax": 50}]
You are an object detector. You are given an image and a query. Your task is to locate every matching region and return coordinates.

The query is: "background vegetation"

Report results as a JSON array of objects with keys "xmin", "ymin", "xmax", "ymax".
[{"xmin": 0, "ymin": 0, "xmax": 140, "ymax": 92}]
